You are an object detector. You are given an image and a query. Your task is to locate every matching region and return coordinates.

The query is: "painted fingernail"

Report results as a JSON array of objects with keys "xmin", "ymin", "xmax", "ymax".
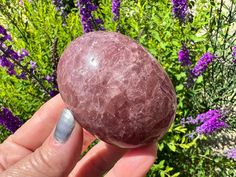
[{"xmin": 54, "ymin": 109, "xmax": 75, "ymax": 143}]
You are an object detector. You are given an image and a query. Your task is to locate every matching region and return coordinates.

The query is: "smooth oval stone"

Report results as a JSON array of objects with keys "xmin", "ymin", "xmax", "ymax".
[{"xmin": 57, "ymin": 31, "xmax": 176, "ymax": 148}]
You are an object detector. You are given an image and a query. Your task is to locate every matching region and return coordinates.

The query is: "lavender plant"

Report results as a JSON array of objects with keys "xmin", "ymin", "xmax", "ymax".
[
  {"xmin": 76, "ymin": 0, "xmax": 104, "ymax": 33},
  {"xmin": 181, "ymin": 109, "xmax": 228, "ymax": 135},
  {"xmin": 112, "ymin": 0, "xmax": 120, "ymax": 21},
  {"xmin": 171, "ymin": 0, "xmax": 189, "ymax": 23},
  {"xmin": 0, "ymin": 24, "xmax": 51, "ymax": 96},
  {"xmin": 178, "ymin": 44, "xmax": 191, "ymax": 66},
  {"xmin": 0, "ymin": 108, "xmax": 23, "ymax": 133},
  {"xmin": 0, "ymin": 25, "xmax": 35, "ymax": 79},
  {"xmin": 0, "ymin": 0, "xmax": 235, "ymax": 176},
  {"xmin": 177, "ymin": 0, "xmax": 236, "ymax": 127}
]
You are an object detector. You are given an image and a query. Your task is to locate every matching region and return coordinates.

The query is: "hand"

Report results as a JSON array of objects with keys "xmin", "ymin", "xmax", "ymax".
[{"xmin": 0, "ymin": 94, "xmax": 157, "ymax": 177}]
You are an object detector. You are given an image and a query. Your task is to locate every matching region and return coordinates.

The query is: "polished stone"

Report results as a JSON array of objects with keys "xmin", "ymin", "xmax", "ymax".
[{"xmin": 57, "ymin": 31, "xmax": 177, "ymax": 148}]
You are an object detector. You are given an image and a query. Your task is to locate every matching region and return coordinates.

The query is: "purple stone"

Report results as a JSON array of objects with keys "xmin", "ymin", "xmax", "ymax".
[{"xmin": 57, "ymin": 32, "xmax": 176, "ymax": 148}]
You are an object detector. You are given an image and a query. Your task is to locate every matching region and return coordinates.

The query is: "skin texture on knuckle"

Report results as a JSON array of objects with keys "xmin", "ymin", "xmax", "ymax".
[
  {"xmin": 1, "ymin": 147, "xmax": 62, "ymax": 177},
  {"xmin": 28, "ymin": 147, "xmax": 65, "ymax": 177}
]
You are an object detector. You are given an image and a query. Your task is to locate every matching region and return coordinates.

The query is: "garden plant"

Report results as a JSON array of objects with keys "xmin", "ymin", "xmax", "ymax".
[{"xmin": 0, "ymin": 0, "xmax": 236, "ymax": 176}]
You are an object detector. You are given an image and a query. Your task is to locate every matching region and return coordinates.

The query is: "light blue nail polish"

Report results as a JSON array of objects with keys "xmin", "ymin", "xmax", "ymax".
[{"xmin": 54, "ymin": 109, "xmax": 75, "ymax": 143}]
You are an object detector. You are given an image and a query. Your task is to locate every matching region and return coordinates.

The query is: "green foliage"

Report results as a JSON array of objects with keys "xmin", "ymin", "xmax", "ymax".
[{"xmin": 0, "ymin": 0, "xmax": 235, "ymax": 176}]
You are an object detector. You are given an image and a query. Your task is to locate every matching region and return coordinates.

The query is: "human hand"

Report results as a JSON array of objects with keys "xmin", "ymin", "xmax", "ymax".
[{"xmin": 0, "ymin": 94, "xmax": 157, "ymax": 177}]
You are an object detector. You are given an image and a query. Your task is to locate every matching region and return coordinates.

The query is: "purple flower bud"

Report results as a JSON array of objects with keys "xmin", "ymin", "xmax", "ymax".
[
  {"xmin": 232, "ymin": 46, "xmax": 236, "ymax": 64},
  {"xmin": 77, "ymin": 0, "xmax": 105, "ymax": 33},
  {"xmin": 178, "ymin": 44, "xmax": 191, "ymax": 66},
  {"xmin": 112, "ymin": 0, "xmax": 120, "ymax": 21},
  {"xmin": 30, "ymin": 60, "xmax": 37, "ymax": 70},
  {"xmin": 182, "ymin": 109, "xmax": 228, "ymax": 135},
  {"xmin": 191, "ymin": 52, "xmax": 215, "ymax": 77},
  {"xmin": 225, "ymin": 148, "xmax": 236, "ymax": 160},
  {"xmin": 49, "ymin": 90, "xmax": 59, "ymax": 97},
  {"xmin": 7, "ymin": 68, "xmax": 16, "ymax": 76},
  {"xmin": 21, "ymin": 49, "xmax": 29, "ymax": 57},
  {"xmin": 171, "ymin": 0, "xmax": 188, "ymax": 22},
  {"xmin": 2, "ymin": 34, "xmax": 12, "ymax": 41},
  {"xmin": 0, "ymin": 56, "xmax": 12, "ymax": 67},
  {"xmin": 0, "ymin": 25, "xmax": 12, "ymax": 42},
  {"xmin": 0, "ymin": 25, "xmax": 7, "ymax": 35},
  {"xmin": 196, "ymin": 116, "xmax": 228, "ymax": 135},
  {"xmin": 17, "ymin": 72, "xmax": 27, "ymax": 79},
  {"xmin": 0, "ymin": 107, "xmax": 23, "ymax": 133},
  {"xmin": 45, "ymin": 75, "xmax": 54, "ymax": 83},
  {"xmin": 6, "ymin": 48, "xmax": 19, "ymax": 60}
]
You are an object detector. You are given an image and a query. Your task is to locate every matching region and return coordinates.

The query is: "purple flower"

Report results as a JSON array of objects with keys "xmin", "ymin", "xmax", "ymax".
[
  {"xmin": 21, "ymin": 49, "xmax": 29, "ymax": 57},
  {"xmin": 76, "ymin": 0, "xmax": 104, "ymax": 33},
  {"xmin": 171, "ymin": 0, "xmax": 188, "ymax": 22},
  {"xmin": 186, "ymin": 133, "xmax": 195, "ymax": 139},
  {"xmin": 0, "ymin": 25, "xmax": 7, "ymax": 36},
  {"xmin": 191, "ymin": 52, "xmax": 215, "ymax": 77},
  {"xmin": 44, "ymin": 73, "xmax": 59, "ymax": 97},
  {"xmin": 225, "ymin": 148, "xmax": 236, "ymax": 160},
  {"xmin": 232, "ymin": 46, "xmax": 236, "ymax": 63},
  {"xmin": 195, "ymin": 109, "xmax": 222, "ymax": 124},
  {"xmin": 44, "ymin": 75, "xmax": 54, "ymax": 83},
  {"xmin": 6, "ymin": 48, "xmax": 19, "ymax": 60},
  {"xmin": 0, "ymin": 107, "xmax": 23, "ymax": 133},
  {"xmin": 178, "ymin": 44, "xmax": 191, "ymax": 66},
  {"xmin": 0, "ymin": 25, "xmax": 36, "ymax": 79},
  {"xmin": 49, "ymin": 90, "xmax": 59, "ymax": 97},
  {"xmin": 7, "ymin": 65, "xmax": 16, "ymax": 76},
  {"xmin": 17, "ymin": 72, "xmax": 27, "ymax": 79},
  {"xmin": 0, "ymin": 25, "xmax": 12, "ymax": 42},
  {"xmin": 30, "ymin": 60, "xmax": 37, "ymax": 70},
  {"xmin": 182, "ymin": 109, "xmax": 228, "ymax": 135},
  {"xmin": 184, "ymin": 116, "xmax": 198, "ymax": 124},
  {"xmin": 0, "ymin": 56, "xmax": 12, "ymax": 67},
  {"xmin": 112, "ymin": 0, "xmax": 121, "ymax": 21},
  {"xmin": 196, "ymin": 116, "xmax": 228, "ymax": 135}
]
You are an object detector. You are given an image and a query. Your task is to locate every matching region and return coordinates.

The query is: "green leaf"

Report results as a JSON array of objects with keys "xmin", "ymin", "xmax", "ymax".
[
  {"xmin": 165, "ymin": 166, "xmax": 173, "ymax": 173},
  {"xmin": 158, "ymin": 160, "xmax": 165, "ymax": 169},
  {"xmin": 179, "ymin": 144, "xmax": 190, "ymax": 149},
  {"xmin": 196, "ymin": 75, "xmax": 203, "ymax": 83},
  {"xmin": 149, "ymin": 30, "xmax": 161, "ymax": 41},
  {"xmin": 174, "ymin": 126, "xmax": 187, "ymax": 133},
  {"xmin": 160, "ymin": 171, "xmax": 165, "ymax": 177},
  {"xmin": 172, "ymin": 172, "xmax": 180, "ymax": 177},
  {"xmin": 176, "ymin": 84, "xmax": 184, "ymax": 91},
  {"xmin": 167, "ymin": 143, "xmax": 176, "ymax": 152},
  {"xmin": 158, "ymin": 142, "xmax": 165, "ymax": 151},
  {"xmin": 176, "ymin": 72, "xmax": 186, "ymax": 81}
]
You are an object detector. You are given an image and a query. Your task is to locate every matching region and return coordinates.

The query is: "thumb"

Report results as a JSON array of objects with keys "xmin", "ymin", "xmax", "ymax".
[{"xmin": 2, "ymin": 109, "xmax": 83, "ymax": 177}]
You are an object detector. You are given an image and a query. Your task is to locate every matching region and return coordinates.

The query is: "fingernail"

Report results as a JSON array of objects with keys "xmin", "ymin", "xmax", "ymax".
[{"xmin": 54, "ymin": 109, "xmax": 75, "ymax": 143}]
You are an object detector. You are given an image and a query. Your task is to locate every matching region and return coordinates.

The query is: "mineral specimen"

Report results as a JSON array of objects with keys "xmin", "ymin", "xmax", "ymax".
[{"xmin": 57, "ymin": 31, "xmax": 176, "ymax": 148}]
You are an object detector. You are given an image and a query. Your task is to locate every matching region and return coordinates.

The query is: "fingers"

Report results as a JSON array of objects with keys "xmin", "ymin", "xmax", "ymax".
[
  {"xmin": 2, "ymin": 109, "xmax": 83, "ymax": 177},
  {"xmin": 69, "ymin": 142, "xmax": 127, "ymax": 177},
  {"xmin": 70, "ymin": 143, "xmax": 157, "ymax": 177},
  {"xmin": 8, "ymin": 94, "xmax": 66, "ymax": 151},
  {"xmin": 7, "ymin": 94, "xmax": 95, "ymax": 152},
  {"xmin": 105, "ymin": 143, "xmax": 157, "ymax": 177}
]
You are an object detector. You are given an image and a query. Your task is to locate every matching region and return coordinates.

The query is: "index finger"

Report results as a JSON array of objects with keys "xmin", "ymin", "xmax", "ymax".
[
  {"xmin": 7, "ymin": 94, "xmax": 66, "ymax": 151},
  {"xmin": 9, "ymin": 94, "xmax": 96, "ymax": 152}
]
